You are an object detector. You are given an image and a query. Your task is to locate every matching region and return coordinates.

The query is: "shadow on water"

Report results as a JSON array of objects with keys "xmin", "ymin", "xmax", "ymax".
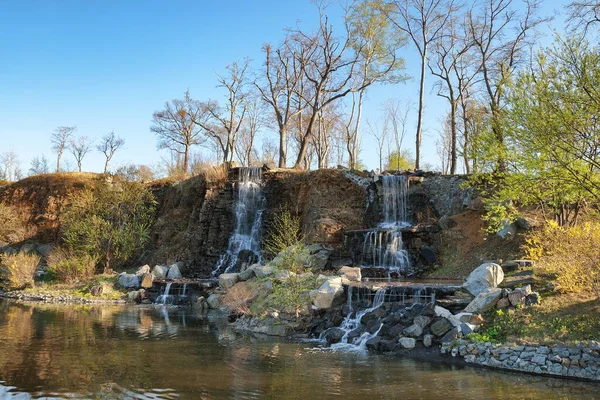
[{"xmin": 0, "ymin": 299, "xmax": 599, "ymax": 399}]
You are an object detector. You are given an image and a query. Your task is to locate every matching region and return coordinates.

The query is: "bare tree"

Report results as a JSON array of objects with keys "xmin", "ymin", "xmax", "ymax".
[
  {"xmin": 97, "ymin": 131, "xmax": 125, "ymax": 173},
  {"xmin": 151, "ymin": 91, "xmax": 205, "ymax": 174},
  {"xmin": 70, "ymin": 136, "xmax": 92, "ymax": 172},
  {"xmin": 383, "ymin": 98, "xmax": 411, "ymax": 171},
  {"xmin": 382, "ymin": 0, "xmax": 456, "ymax": 170},
  {"xmin": 367, "ymin": 119, "xmax": 388, "ymax": 172},
  {"xmin": 436, "ymin": 116, "xmax": 452, "ymax": 174},
  {"xmin": 567, "ymin": 1, "xmax": 600, "ymax": 35},
  {"xmin": 255, "ymin": 41, "xmax": 305, "ymax": 168},
  {"xmin": 466, "ymin": 0, "xmax": 549, "ymax": 171},
  {"xmin": 235, "ymin": 97, "xmax": 264, "ymax": 167},
  {"xmin": 51, "ymin": 126, "xmax": 76, "ymax": 173},
  {"xmin": 260, "ymin": 138, "xmax": 279, "ymax": 166},
  {"xmin": 0, "ymin": 151, "xmax": 21, "ymax": 181},
  {"xmin": 29, "ymin": 155, "xmax": 50, "ymax": 176},
  {"xmin": 192, "ymin": 60, "xmax": 250, "ymax": 165}
]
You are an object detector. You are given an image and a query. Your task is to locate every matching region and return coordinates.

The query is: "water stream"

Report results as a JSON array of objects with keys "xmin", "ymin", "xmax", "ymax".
[{"xmin": 212, "ymin": 167, "xmax": 265, "ymax": 276}]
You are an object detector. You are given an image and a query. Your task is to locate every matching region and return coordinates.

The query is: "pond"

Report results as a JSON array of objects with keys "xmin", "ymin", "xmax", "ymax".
[{"xmin": 0, "ymin": 300, "xmax": 597, "ymax": 399}]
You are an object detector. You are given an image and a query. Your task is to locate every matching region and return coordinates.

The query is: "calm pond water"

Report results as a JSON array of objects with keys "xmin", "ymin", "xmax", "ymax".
[{"xmin": 0, "ymin": 300, "xmax": 598, "ymax": 399}]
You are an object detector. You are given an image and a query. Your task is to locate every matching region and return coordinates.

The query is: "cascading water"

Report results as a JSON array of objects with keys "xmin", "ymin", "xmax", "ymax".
[
  {"xmin": 360, "ymin": 175, "xmax": 412, "ymax": 276},
  {"xmin": 155, "ymin": 282, "xmax": 173, "ymax": 305},
  {"xmin": 212, "ymin": 167, "xmax": 265, "ymax": 276},
  {"xmin": 330, "ymin": 288, "xmax": 387, "ymax": 352}
]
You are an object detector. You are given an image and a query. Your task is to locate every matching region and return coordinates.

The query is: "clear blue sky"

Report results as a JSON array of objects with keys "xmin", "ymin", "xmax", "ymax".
[{"xmin": 0, "ymin": 0, "xmax": 569, "ymax": 175}]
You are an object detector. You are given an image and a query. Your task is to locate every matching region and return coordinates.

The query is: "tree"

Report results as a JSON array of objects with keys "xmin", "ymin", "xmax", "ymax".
[
  {"xmin": 386, "ymin": 149, "xmax": 415, "ymax": 170},
  {"xmin": 61, "ymin": 181, "xmax": 156, "ymax": 272},
  {"xmin": 69, "ymin": 136, "xmax": 92, "ymax": 172},
  {"xmin": 29, "ymin": 155, "xmax": 50, "ymax": 176},
  {"xmin": 383, "ymin": 98, "xmax": 411, "ymax": 171},
  {"xmin": 97, "ymin": 131, "xmax": 125, "ymax": 173},
  {"xmin": 51, "ymin": 126, "xmax": 76, "ymax": 173},
  {"xmin": 382, "ymin": 0, "xmax": 456, "ymax": 170},
  {"xmin": 256, "ymin": 41, "xmax": 305, "ymax": 168},
  {"xmin": 235, "ymin": 97, "xmax": 264, "ymax": 167},
  {"xmin": 151, "ymin": 91, "xmax": 205, "ymax": 174},
  {"xmin": 0, "ymin": 151, "xmax": 21, "ymax": 182},
  {"xmin": 367, "ymin": 119, "xmax": 387, "ymax": 172},
  {"xmin": 192, "ymin": 60, "xmax": 250, "ymax": 164},
  {"xmin": 567, "ymin": 1, "xmax": 600, "ymax": 35},
  {"xmin": 466, "ymin": 0, "xmax": 549, "ymax": 172}
]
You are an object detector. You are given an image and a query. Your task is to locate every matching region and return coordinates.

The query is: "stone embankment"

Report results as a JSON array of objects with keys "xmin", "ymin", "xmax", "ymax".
[
  {"xmin": 442, "ymin": 339, "xmax": 600, "ymax": 381},
  {"xmin": 0, "ymin": 291, "xmax": 126, "ymax": 304}
]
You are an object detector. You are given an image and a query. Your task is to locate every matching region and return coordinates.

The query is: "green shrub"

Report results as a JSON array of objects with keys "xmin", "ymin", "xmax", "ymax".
[
  {"xmin": 263, "ymin": 210, "xmax": 303, "ymax": 259},
  {"xmin": 0, "ymin": 252, "xmax": 40, "ymax": 290},
  {"xmin": 46, "ymin": 249, "xmax": 97, "ymax": 283},
  {"xmin": 61, "ymin": 181, "xmax": 156, "ymax": 272}
]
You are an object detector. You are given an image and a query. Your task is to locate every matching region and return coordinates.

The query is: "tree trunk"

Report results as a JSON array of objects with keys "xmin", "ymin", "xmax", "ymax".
[
  {"xmin": 183, "ymin": 144, "xmax": 190, "ymax": 174},
  {"xmin": 56, "ymin": 151, "xmax": 62, "ymax": 173},
  {"xmin": 278, "ymin": 127, "xmax": 287, "ymax": 168},
  {"xmin": 415, "ymin": 50, "xmax": 427, "ymax": 170},
  {"xmin": 450, "ymin": 100, "xmax": 457, "ymax": 174},
  {"xmin": 103, "ymin": 158, "xmax": 109, "ymax": 174},
  {"xmin": 352, "ymin": 89, "xmax": 365, "ymax": 170}
]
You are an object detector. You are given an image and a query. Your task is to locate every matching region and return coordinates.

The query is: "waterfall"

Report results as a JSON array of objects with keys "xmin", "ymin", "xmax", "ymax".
[
  {"xmin": 330, "ymin": 288, "xmax": 387, "ymax": 352},
  {"xmin": 212, "ymin": 167, "xmax": 265, "ymax": 276},
  {"xmin": 358, "ymin": 175, "xmax": 412, "ymax": 277},
  {"xmin": 155, "ymin": 282, "xmax": 173, "ymax": 305}
]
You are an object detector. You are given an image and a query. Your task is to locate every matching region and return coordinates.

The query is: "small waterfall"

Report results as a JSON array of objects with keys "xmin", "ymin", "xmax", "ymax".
[
  {"xmin": 357, "ymin": 175, "xmax": 413, "ymax": 277},
  {"xmin": 330, "ymin": 288, "xmax": 387, "ymax": 352},
  {"xmin": 181, "ymin": 283, "xmax": 188, "ymax": 297},
  {"xmin": 212, "ymin": 167, "xmax": 265, "ymax": 276},
  {"xmin": 155, "ymin": 282, "xmax": 173, "ymax": 305}
]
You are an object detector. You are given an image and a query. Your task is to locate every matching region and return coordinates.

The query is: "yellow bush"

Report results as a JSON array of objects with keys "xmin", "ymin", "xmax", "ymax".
[
  {"xmin": 0, "ymin": 252, "xmax": 40, "ymax": 290},
  {"xmin": 524, "ymin": 222, "xmax": 600, "ymax": 296},
  {"xmin": 47, "ymin": 249, "xmax": 97, "ymax": 283}
]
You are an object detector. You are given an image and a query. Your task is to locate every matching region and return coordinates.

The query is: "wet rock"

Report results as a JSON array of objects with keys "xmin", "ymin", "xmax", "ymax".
[
  {"xmin": 398, "ymin": 337, "xmax": 416, "ymax": 349},
  {"xmin": 140, "ymin": 273, "xmax": 154, "ymax": 289},
  {"xmin": 118, "ymin": 273, "xmax": 140, "ymax": 288},
  {"xmin": 366, "ymin": 336, "xmax": 381, "ymax": 351},
  {"xmin": 323, "ymin": 327, "xmax": 346, "ymax": 345},
  {"xmin": 463, "ymin": 288, "xmax": 502, "ymax": 313},
  {"xmin": 361, "ymin": 306, "xmax": 387, "ymax": 325},
  {"xmin": 136, "ymin": 264, "xmax": 151, "ymax": 276},
  {"xmin": 463, "ymin": 263, "xmax": 504, "ymax": 296},
  {"xmin": 423, "ymin": 334, "xmax": 434, "ymax": 348},
  {"xmin": 388, "ymin": 324, "xmax": 406, "ymax": 338},
  {"xmin": 365, "ymin": 319, "xmax": 382, "ymax": 334},
  {"xmin": 379, "ymin": 339, "xmax": 397, "ymax": 352},
  {"xmin": 403, "ymin": 324, "xmax": 423, "ymax": 338},
  {"xmin": 219, "ymin": 273, "xmax": 240, "ymax": 289},
  {"xmin": 167, "ymin": 263, "xmax": 183, "ymax": 279},
  {"xmin": 152, "ymin": 265, "xmax": 168, "ymax": 279}
]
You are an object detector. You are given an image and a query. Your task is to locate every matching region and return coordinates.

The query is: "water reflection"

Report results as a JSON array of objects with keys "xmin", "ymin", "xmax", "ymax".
[{"xmin": 0, "ymin": 300, "xmax": 598, "ymax": 399}]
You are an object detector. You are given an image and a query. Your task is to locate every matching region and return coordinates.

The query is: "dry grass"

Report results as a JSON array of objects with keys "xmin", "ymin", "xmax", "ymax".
[{"xmin": 221, "ymin": 280, "xmax": 265, "ymax": 315}]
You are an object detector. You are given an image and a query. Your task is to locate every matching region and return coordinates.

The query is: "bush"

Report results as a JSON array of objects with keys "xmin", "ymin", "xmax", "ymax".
[
  {"xmin": 0, "ymin": 252, "xmax": 40, "ymax": 290},
  {"xmin": 46, "ymin": 249, "xmax": 97, "ymax": 283},
  {"xmin": 61, "ymin": 181, "xmax": 156, "ymax": 271},
  {"xmin": 524, "ymin": 221, "xmax": 600, "ymax": 296},
  {"xmin": 263, "ymin": 210, "xmax": 304, "ymax": 259}
]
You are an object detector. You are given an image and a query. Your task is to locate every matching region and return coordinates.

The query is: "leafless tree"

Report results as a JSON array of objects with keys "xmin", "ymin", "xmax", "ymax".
[
  {"xmin": 235, "ymin": 97, "xmax": 264, "ymax": 167},
  {"xmin": 436, "ymin": 116, "xmax": 452, "ymax": 174},
  {"xmin": 382, "ymin": 0, "xmax": 457, "ymax": 170},
  {"xmin": 96, "ymin": 131, "xmax": 125, "ymax": 173},
  {"xmin": 260, "ymin": 138, "xmax": 279, "ymax": 166},
  {"xmin": 255, "ymin": 41, "xmax": 305, "ymax": 168},
  {"xmin": 192, "ymin": 60, "xmax": 250, "ymax": 165},
  {"xmin": 51, "ymin": 126, "xmax": 76, "ymax": 173},
  {"xmin": 0, "ymin": 151, "xmax": 21, "ymax": 181},
  {"xmin": 466, "ymin": 0, "xmax": 549, "ymax": 171},
  {"xmin": 383, "ymin": 98, "xmax": 411, "ymax": 171},
  {"xmin": 69, "ymin": 136, "xmax": 92, "ymax": 172},
  {"xmin": 567, "ymin": 1, "xmax": 600, "ymax": 35},
  {"xmin": 367, "ymin": 118, "xmax": 388, "ymax": 172},
  {"xmin": 29, "ymin": 155, "xmax": 50, "ymax": 176},
  {"xmin": 151, "ymin": 91, "xmax": 205, "ymax": 174}
]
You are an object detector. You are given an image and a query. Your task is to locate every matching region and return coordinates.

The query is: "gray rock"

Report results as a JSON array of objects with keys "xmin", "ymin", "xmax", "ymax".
[
  {"xmin": 36, "ymin": 244, "xmax": 54, "ymax": 257},
  {"xmin": 312, "ymin": 277, "xmax": 344, "ymax": 309},
  {"xmin": 166, "ymin": 263, "xmax": 183, "ymax": 279},
  {"xmin": 497, "ymin": 221, "xmax": 517, "ymax": 239},
  {"xmin": 323, "ymin": 327, "xmax": 346, "ymax": 345},
  {"xmin": 136, "ymin": 264, "xmax": 151, "ymax": 276},
  {"xmin": 118, "ymin": 273, "xmax": 140, "ymax": 288},
  {"xmin": 463, "ymin": 288, "xmax": 502, "ymax": 313},
  {"xmin": 423, "ymin": 334, "xmax": 434, "ymax": 348},
  {"xmin": 399, "ymin": 337, "xmax": 416, "ymax": 349},
  {"xmin": 206, "ymin": 294, "xmax": 220, "ymax": 309},
  {"xmin": 532, "ymin": 355, "xmax": 547, "ymax": 365},
  {"xmin": 431, "ymin": 318, "xmax": 453, "ymax": 336},
  {"xmin": 219, "ymin": 273, "xmax": 240, "ymax": 289},
  {"xmin": 251, "ymin": 265, "xmax": 275, "ymax": 279},
  {"xmin": 238, "ymin": 268, "xmax": 255, "ymax": 281},
  {"xmin": 463, "ymin": 263, "xmax": 504, "ymax": 296},
  {"xmin": 526, "ymin": 293, "xmax": 540, "ymax": 306},
  {"xmin": 440, "ymin": 327, "xmax": 460, "ymax": 344},
  {"xmin": 152, "ymin": 265, "xmax": 168, "ymax": 279},
  {"xmin": 413, "ymin": 315, "xmax": 432, "ymax": 328},
  {"xmin": 337, "ymin": 266, "xmax": 361, "ymax": 282},
  {"xmin": 403, "ymin": 324, "xmax": 423, "ymax": 338},
  {"xmin": 508, "ymin": 290, "xmax": 526, "ymax": 306},
  {"xmin": 20, "ymin": 243, "xmax": 37, "ymax": 254}
]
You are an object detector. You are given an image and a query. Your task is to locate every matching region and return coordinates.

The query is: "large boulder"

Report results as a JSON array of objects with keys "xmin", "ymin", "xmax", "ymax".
[
  {"xmin": 337, "ymin": 266, "xmax": 361, "ymax": 283},
  {"xmin": 166, "ymin": 263, "xmax": 183, "ymax": 279},
  {"xmin": 118, "ymin": 273, "xmax": 140, "ymax": 288},
  {"xmin": 219, "ymin": 273, "xmax": 240, "ymax": 289},
  {"xmin": 311, "ymin": 277, "xmax": 344, "ymax": 309},
  {"xmin": 430, "ymin": 318, "xmax": 453, "ymax": 337},
  {"xmin": 238, "ymin": 267, "xmax": 255, "ymax": 281},
  {"xmin": 398, "ymin": 337, "xmax": 416, "ymax": 349},
  {"xmin": 206, "ymin": 294, "xmax": 221, "ymax": 309},
  {"xmin": 140, "ymin": 273, "xmax": 154, "ymax": 289},
  {"xmin": 152, "ymin": 265, "xmax": 168, "ymax": 279},
  {"xmin": 463, "ymin": 288, "xmax": 502, "ymax": 313},
  {"xmin": 251, "ymin": 265, "xmax": 275, "ymax": 279},
  {"xmin": 323, "ymin": 327, "xmax": 346, "ymax": 345},
  {"xmin": 463, "ymin": 263, "xmax": 504, "ymax": 296},
  {"xmin": 136, "ymin": 265, "xmax": 151, "ymax": 276}
]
